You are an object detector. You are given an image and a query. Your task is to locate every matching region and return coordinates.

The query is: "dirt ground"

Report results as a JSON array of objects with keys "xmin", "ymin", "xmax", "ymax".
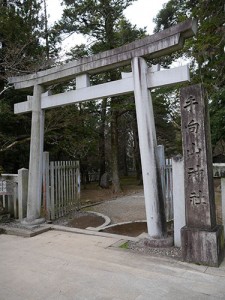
[
  {"xmin": 68, "ymin": 214, "xmax": 105, "ymax": 229},
  {"xmin": 101, "ymin": 222, "xmax": 147, "ymax": 237},
  {"xmin": 79, "ymin": 177, "xmax": 143, "ymax": 206}
]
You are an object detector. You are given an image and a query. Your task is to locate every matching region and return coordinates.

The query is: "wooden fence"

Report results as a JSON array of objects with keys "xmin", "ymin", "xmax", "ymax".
[{"xmin": 43, "ymin": 153, "xmax": 80, "ymax": 220}]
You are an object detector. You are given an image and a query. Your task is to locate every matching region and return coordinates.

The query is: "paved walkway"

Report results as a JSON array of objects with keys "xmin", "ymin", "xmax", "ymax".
[
  {"xmin": 1, "ymin": 229, "xmax": 225, "ymax": 300},
  {"xmin": 88, "ymin": 192, "xmax": 146, "ymax": 224}
]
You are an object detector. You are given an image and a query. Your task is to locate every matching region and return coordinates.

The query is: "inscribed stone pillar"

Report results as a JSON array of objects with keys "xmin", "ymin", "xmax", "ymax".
[
  {"xmin": 132, "ymin": 57, "xmax": 166, "ymax": 239},
  {"xmin": 180, "ymin": 84, "xmax": 224, "ymax": 266},
  {"xmin": 26, "ymin": 84, "xmax": 45, "ymax": 223},
  {"xmin": 221, "ymin": 178, "xmax": 225, "ymax": 227}
]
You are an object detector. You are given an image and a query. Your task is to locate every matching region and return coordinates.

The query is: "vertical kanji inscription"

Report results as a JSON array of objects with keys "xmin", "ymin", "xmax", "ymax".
[{"xmin": 180, "ymin": 84, "xmax": 216, "ymax": 229}]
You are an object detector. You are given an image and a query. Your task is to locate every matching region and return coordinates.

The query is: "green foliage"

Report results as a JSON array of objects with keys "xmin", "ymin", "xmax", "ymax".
[
  {"xmin": 152, "ymin": 87, "xmax": 181, "ymax": 156},
  {"xmin": 0, "ymin": 89, "xmax": 31, "ymax": 172},
  {"xmin": 58, "ymin": 0, "xmax": 136, "ymax": 46},
  {"xmin": 153, "ymin": 0, "xmax": 225, "ymax": 156},
  {"xmin": 119, "ymin": 241, "xmax": 129, "ymax": 249},
  {"xmin": 57, "ymin": 0, "xmax": 148, "ymax": 190},
  {"xmin": 210, "ymin": 87, "xmax": 225, "ymax": 150},
  {"xmin": 0, "ymin": 0, "xmax": 61, "ymax": 172},
  {"xmin": 0, "ymin": 0, "xmax": 61, "ymax": 79},
  {"xmin": 0, "ymin": 0, "xmax": 185, "ymax": 176}
]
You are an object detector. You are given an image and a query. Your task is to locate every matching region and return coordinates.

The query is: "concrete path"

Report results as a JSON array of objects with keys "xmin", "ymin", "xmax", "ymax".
[{"xmin": 1, "ymin": 230, "xmax": 225, "ymax": 300}]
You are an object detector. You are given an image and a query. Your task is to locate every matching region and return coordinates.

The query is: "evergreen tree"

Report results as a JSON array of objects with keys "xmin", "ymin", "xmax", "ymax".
[
  {"xmin": 0, "ymin": 0, "xmax": 60, "ymax": 172},
  {"xmin": 153, "ymin": 0, "xmax": 225, "ymax": 157},
  {"xmin": 57, "ymin": 0, "xmax": 146, "ymax": 192}
]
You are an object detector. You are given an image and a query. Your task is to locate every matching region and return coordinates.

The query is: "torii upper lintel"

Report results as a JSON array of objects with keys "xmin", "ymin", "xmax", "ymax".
[{"xmin": 8, "ymin": 19, "xmax": 197, "ymax": 90}]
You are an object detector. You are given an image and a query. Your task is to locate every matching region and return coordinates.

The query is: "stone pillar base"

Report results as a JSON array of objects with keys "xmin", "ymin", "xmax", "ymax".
[
  {"xmin": 21, "ymin": 217, "xmax": 45, "ymax": 226},
  {"xmin": 181, "ymin": 225, "xmax": 224, "ymax": 267},
  {"xmin": 140, "ymin": 233, "xmax": 174, "ymax": 247}
]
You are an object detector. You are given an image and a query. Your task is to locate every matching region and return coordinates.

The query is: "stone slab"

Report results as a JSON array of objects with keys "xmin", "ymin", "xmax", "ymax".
[
  {"xmin": 8, "ymin": 19, "xmax": 197, "ymax": 90},
  {"xmin": 181, "ymin": 225, "xmax": 225, "ymax": 267}
]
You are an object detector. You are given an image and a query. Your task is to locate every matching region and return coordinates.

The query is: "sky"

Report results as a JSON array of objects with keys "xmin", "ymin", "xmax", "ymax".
[{"xmin": 46, "ymin": 0, "xmax": 169, "ymax": 55}]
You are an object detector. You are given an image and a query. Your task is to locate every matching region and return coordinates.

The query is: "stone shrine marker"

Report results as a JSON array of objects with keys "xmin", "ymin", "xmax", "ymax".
[{"xmin": 180, "ymin": 84, "xmax": 224, "ymax": 266}]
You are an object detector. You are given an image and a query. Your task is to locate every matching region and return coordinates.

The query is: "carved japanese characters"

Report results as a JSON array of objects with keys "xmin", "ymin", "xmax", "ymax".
[{"xmin": 180, "ymin": 84, "xmax": 216, "ymax": 228}]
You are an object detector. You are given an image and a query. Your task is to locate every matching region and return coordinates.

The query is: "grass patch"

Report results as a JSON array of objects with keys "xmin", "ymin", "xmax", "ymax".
[{"xmin": 119, "ymin": 241, "xmax": 129, "ymax": 249}]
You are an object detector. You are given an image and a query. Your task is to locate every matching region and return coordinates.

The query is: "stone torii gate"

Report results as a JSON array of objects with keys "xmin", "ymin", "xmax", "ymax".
[{"xmin": 9, "ymin": 19, "xmax": 197, "ymax": 239}]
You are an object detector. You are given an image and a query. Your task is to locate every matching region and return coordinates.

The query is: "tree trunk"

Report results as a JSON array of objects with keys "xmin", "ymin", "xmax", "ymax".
[
  {"xmin": 111, "ymin": 101, "xmax": 121, "ymax": 193},
  {"xmin": 98, "ymin": 98, "xmax": 107, "ymax": 184},
  {"xmin": 43, "ymin": 0, "xmax": 50, "ymax": 60},
  {"xmin": 132, "ymin": 111, "xmax": 142, "ymax": 182},
  {"xmin": 120, "ymin": 132, "xmax": 128, "ymax": 176}
]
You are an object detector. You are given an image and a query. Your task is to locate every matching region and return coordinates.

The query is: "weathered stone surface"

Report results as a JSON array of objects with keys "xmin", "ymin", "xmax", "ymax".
[
  {"xmin": 180, "ymin": 84, "xmax": 216, "ymax": 229},
  {"xmin": 26, "ymin": 85, "xmax": 45, "ymax": 222},
  {"xmin": 181, "ymin": 226, "xmax": 224, "ymax": 267},
  {"xmin": 143, "ymin": 235, "xmax": 174, "ymax": 248},
  {"xmin": 15, "ymin": 65, "xmax": 190, "ymax": 114},
  {"xmin": 8, "ymin": 19, "xmax": 197, "ymax": 90},
  {"xmin": 180, "ymin": 84, "xmax": 224, "ymax": 266},
  {"xmin": 132, "ymin": 57, "xmax": 166, "ymax": 239}
]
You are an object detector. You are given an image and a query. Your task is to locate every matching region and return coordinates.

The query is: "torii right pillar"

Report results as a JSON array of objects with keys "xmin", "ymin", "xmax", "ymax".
[{"xmin": 180, "ymin": 84, "xmax": 224, "ymax": 267}]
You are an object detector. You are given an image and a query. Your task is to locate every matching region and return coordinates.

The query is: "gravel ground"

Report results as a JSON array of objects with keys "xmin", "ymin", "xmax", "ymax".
[
  {"xmin": 0, "ymin": 219, "xmax": 33, "ymax": 230},
  {"xmin": 86, "ymin": 191, "xmax": 146, "ymax": 224},
  {"xmin": 127, "ymin": 240, "xmax": 182, "ymax": 260}
]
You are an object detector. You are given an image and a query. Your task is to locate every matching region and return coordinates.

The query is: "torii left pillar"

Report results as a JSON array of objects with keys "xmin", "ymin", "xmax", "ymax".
[{"xmin": 23, "ymin": 84, "xmax": 45, "ymax": 224}]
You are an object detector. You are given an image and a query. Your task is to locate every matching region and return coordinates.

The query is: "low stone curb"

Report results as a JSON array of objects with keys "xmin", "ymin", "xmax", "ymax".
[
  {"xmin": 85, "ymin": 211, "xmax": 111, "ymax": 231},
  {"xmin": 48, "ymin": 224, "xmax": 138, "ymax": 242}
]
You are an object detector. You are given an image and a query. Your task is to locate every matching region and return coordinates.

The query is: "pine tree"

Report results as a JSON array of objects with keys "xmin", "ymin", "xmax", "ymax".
[{"xmin": 57, "ymin": 0, "xmax": 146, "ymax": 192}]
